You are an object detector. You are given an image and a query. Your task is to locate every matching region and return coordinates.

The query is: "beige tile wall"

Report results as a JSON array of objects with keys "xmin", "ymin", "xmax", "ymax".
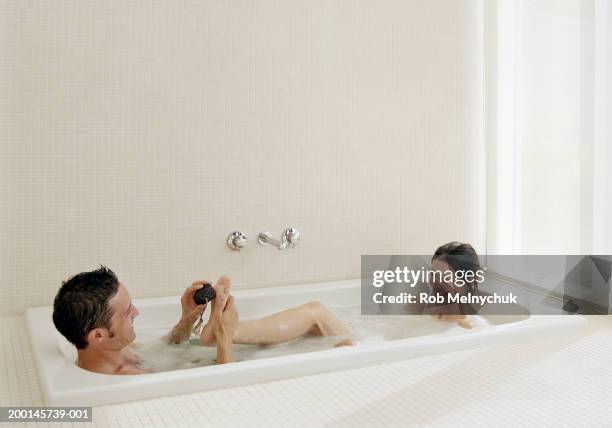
[{"xmin": 0, "ymin": 0, "xmax": 484, "ymax": 315}]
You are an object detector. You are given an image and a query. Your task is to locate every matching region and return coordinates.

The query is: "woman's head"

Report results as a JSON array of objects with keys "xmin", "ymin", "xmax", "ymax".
[{"xmin": 431, "ymin": 242, "xmax": 482, "ymax": 291}]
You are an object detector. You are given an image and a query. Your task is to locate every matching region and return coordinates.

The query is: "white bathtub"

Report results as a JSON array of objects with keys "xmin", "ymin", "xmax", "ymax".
[{"xmin": 25, "ymin": 279, "xmax": 587, "ymax": 406}]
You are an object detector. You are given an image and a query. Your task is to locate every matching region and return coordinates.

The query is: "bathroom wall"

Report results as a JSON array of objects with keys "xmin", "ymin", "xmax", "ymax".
[{"xmin": 0, "ymin": 0, "xmax": 484, "ymax": 315}]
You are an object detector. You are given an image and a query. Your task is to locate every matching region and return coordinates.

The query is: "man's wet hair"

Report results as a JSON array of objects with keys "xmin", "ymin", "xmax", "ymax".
[{"xmin": 52, "ymin": 265, "xmax": 120, "ymax": 349}]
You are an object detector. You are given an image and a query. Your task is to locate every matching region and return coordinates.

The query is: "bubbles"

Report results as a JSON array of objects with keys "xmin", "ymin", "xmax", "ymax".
[
  {"xmin": 132, "ymin": 331, "xmax": 217, "ymax": 372},
  {"xmin": 133, "ymin": 306, "xmax": 491, "ymax": 373}
]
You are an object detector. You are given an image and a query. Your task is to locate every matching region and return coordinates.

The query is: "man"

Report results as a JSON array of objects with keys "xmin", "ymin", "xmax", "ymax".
[{"xmin": 52, "ymin": 266, "xmax": 353, "ymax": 375}]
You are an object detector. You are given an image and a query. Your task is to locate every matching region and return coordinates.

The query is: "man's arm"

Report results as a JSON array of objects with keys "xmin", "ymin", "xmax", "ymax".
[{"xmin": 168, "ymin": 316, "xmax": 197, "ymax": 344}]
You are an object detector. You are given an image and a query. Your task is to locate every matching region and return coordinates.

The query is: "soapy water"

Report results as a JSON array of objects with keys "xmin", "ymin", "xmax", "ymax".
[{"xmin": 133, "ymin": 305, "xmax": 491, "ymax": 373}]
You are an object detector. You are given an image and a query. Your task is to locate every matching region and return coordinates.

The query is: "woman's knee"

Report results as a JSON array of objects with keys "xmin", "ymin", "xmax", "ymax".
[
  {"xmin": 301, "ymin": 301, "xmax": 325, "ymax": 323},
  {"xmin": 302, "ymin": 300, "xmax": 324, "ymax": 312}
]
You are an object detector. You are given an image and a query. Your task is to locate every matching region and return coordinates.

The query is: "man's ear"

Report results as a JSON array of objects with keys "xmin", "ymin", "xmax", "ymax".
[{"xmin": 86, "ymin": 328, "xmax": 108, "ymax": 346}]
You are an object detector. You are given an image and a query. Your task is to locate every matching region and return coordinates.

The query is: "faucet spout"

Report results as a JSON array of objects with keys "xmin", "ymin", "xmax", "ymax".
[
  {"xmin": 258, "ymin": 232, "xmax": 284, "ymax": 249},
  {"xmin": 257, "ymin": 228, "xmax": 301, "ymax": 250}
]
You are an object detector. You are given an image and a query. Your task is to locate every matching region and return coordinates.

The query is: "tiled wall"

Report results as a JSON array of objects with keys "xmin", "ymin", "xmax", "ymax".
[{"xmin": 0, "ymin": 0, "xmax": 484, "ymax": 315}]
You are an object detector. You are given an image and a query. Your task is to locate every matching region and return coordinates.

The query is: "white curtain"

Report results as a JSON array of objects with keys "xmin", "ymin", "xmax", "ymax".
[{"xmin": 486, "ymin": 0, "xmax": 612, "ymax": 255}]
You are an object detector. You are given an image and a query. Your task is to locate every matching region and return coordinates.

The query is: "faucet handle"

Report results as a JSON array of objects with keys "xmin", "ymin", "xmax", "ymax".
[
  {"xmin": 282, "ymin": 227, "xmax": 300, "ymax": 249},
  {"xmin": 226, "ymin": 231, "xmax": 248, "ymax": 251}
]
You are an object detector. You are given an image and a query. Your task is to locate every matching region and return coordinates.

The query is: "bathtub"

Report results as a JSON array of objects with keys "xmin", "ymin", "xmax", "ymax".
[{"xmin": 25, "ymin": 279, "xmax": 587, "ymax": 406}]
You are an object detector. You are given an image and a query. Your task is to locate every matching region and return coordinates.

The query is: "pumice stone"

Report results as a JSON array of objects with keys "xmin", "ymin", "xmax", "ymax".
[{"xmin": 193, "ymin": 283, "xmax": 216, "ymax": 305}]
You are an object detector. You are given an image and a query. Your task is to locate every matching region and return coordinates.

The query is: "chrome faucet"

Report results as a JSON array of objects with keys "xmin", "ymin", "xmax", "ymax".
[
  {"xmin": 226, "ymin": 231, "xmax": 248, "ymax": 251},
  {"xmin": 258, "ymin": 227, "xmax": 301, "ymax": 250}
]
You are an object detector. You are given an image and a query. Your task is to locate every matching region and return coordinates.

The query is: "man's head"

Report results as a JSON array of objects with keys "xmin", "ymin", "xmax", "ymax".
[{"xmin": 53, "ymin": 265, "xmax": 139, "ymax": 351}]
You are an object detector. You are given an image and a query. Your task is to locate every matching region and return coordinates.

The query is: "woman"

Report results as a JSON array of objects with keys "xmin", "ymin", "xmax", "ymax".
[{"xmin": 427, "ymin": 241, "xmax": 484, "ymax": 329}]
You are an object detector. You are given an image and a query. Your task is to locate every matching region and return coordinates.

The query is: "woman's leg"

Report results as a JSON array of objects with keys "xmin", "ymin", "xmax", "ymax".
[
  {"xmin": 234, "ymin": 301, "xmax": 351, "ymax": 345},
  {"xmin": 201, "ymin": 301, "xmax": 352, "ymax": 346}
]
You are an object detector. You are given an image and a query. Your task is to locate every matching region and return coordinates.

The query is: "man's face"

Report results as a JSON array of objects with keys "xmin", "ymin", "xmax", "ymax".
[{"xmin": 104, "ymin": 282, "xmax": 139, "ymax": 350}]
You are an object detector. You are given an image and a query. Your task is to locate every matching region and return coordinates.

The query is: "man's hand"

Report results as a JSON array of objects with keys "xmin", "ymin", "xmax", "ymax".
[
  {"xmin": 167, "ymin": 281, "xmax": 209, "ymax": 344},
  {"xmin": 180, "ymin": 281, "xmax": 209, "ymax": 324}
]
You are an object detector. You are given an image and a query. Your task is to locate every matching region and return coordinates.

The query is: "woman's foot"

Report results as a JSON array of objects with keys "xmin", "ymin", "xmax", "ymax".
[
  {"xmin": 200, "ymin": 276, "xmax": 236, "ymax": 346},
  {"xmin": 215, "ymin": 275, "xmax": 232, "ymax": 295},
  {"xmin": 334, "ymin": 337, "xmax": 356, "ymax": 347}
]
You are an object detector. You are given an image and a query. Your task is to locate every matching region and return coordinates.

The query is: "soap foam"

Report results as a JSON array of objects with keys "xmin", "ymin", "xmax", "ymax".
[{"xmin": 133, "ymin": 305, "xmax": 487, "ymax": 373}]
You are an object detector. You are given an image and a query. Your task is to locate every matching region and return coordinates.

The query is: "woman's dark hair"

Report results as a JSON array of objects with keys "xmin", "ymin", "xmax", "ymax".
[
  {"xmin": 432, "ymin": 242, "xmax": 482, "ymax": 284},
  {"xmin": 52, "ymin": 265, "xmax": 120, "ymax": 349},
  {"xmin": 432, "ymin": 242, "xmax": 482, "ymax": 314}
]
